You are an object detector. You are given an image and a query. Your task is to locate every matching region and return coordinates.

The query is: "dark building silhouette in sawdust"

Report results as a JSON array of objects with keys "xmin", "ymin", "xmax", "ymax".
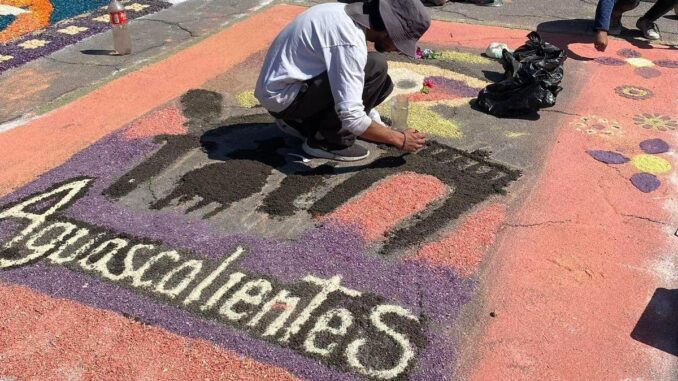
[{"xmin": 106, "ymin": 89, "xmax": 521, "ymax": 254}]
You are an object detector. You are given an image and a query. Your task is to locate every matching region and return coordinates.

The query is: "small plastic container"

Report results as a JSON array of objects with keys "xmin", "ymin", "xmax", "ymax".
[
  {"xmin": 390, "ymin": 95, "xmax": 409, "ymax": 131},
  {"xmin": 109, "ymin": 0, "xmax": 132, "ymax": 55}
]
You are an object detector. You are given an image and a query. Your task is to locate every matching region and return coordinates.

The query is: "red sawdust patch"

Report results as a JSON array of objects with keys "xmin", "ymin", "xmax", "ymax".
[
  {"xmin": 122, "ymin": 106, "xmax": 186, "ymax": 140},
  {"xmin": 414, "ymin": 203, "xmax": 506, "ymax": 277},
  {"xmin": 0, "ymin": 283, "xmax": 303, "ymax": 381},
  {"xmin": 326, "ymin": 172, "xmax": 447, "ymax": 242}
]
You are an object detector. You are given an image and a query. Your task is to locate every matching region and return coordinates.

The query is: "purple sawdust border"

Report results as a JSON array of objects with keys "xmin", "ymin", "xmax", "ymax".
[
  {"xmin": 0, "ymin": 0, "xmax": 170, "ymax": 74},
  {"xmin": 0, "ymin": 130, "xmax": 473, "ymax": 380}
]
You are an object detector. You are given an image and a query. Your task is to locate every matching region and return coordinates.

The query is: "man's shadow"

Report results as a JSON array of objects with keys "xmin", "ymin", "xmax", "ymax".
[
  {"xmin": 136, "ymin": 117, "xmax": 406, "ymax": 218},
  {"xmin": 536, "ymin": 19, "xmax": 676, "ymax": 62}
]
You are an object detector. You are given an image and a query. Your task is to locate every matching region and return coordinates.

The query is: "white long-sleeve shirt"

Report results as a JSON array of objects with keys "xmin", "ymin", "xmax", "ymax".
[{"xmin": 254, "ymin": 3, "xmax": 372, "ymax": 136}]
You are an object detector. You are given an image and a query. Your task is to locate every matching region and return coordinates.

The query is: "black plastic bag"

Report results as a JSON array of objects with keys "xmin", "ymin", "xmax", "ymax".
[{"xmin": 477, "ymin": 32, "xmax": 565, "ymax": 117}]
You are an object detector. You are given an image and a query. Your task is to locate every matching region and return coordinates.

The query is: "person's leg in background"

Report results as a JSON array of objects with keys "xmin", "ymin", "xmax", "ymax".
[
  {"xmin": 636, "ymin": 0, "xmax": 677, "ymax": 39},
  {"xmin": 610, "ymin": 0, "xmax": 641, "ymax": 35}
]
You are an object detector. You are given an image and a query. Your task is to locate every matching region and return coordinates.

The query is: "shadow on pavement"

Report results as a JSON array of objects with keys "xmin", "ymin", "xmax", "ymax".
[
  {"xmin": 481, "ymin": 69, "xmax": 505, "ymax": 82},
  {"xmin": 81, "ymin": 49, "xmax": 117, "ymax": 56},
  {"xmin": 536, "ymin": 19, "xmax": 677, "ymax": 61},
  {"xmin": 630, "ymin": 288, "xmax": 678, "ymax": 356}
]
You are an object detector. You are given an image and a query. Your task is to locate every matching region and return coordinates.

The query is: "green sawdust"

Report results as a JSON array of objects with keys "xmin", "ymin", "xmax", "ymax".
[
  {"xmin": 408, "ymin": 102, "xmax": 462, "ymax": 139},
  {"xmin": 438, "ymin": 50, "xmax": 493, "ymax": 65},
  {"xmin": 376, "ymin": 101, "xmax": 392, "ymax": 120},
  {"xmin": 236, "ymin": 90, "xmax": 259, "ymax": 108},
  {"xmin": 389, "ymin": 61, "xmax": 489, "ymax": 89},
  {"xmin": 505, "ymin": 131, "xmax": 528, "ymax": 138},
  {"xmin": 377, "ymin": 99, "xmax": 468, "ymax": 139},
  {"xmin": 416, "ymin": 98, "xmax": 473, "ymax": 109}
]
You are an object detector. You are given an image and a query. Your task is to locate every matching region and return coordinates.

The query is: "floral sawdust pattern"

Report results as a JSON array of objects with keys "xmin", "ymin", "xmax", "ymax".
[
  {"xmin": 18, "ymin": 39, "xmax": 49, "ymax": 49},
  {"xmin": 625, "ymin": 57, "xmax": 654, "ymax": 68},
  {"xmin": 595, "ymin": 55, "xmax": 663, "ymax": 78},
  {"xmin": 587, "ymin": 150, "xmax": 629, "ymax": 164},
  {"xmin": 654, "ymin": 60, "xmax": 678, "ymax": 69},
  {"xmin": 587, "ymin": 138, "xmax": 672, "ymax": 193},
  {"xmin": 57, "ymin": 26, "xmax": 89, "ymax": 36},
  {"xmin": 630, "ymin": 173, "xmax": 660, "ymax": 193},
  {"xmin": 615, "ymin": 85, "xmax": 653, "ymax": 100},
  {"xmin": 639, "ymin": 138, "xmax": 669, "ymax": 154},
  {"xmin": 617, "ymin": 48, "xmax": 641, "ymax": 58},
  {"xmin": 631, "ymin": 154, "xmax": 672, "ymax": 174},
  {"xmin": 633, "ymin": 113, "xmax": 677, "ymax": 131},
  {"xmin": 634, "ymin": 67, "xmax": 661, "ymax": 79},
  {"xmin": 573, "ymin": 115, "xmax": 623, "ymax": 137},
  {"xmin": 594, "ymin": 57, "xmax": 626, "ymax": 66}
]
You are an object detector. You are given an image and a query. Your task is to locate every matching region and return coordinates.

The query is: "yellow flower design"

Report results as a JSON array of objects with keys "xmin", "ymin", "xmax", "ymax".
[
  {"xmin": 18, "ymin": 39, "xmax": 50, "ymax": 49},
  {"xmin": 57, "ymin": 25, "xmax": 89, "ymax": 35},
  {"xmin": 125, "ymin": 3, "xmax": 150, "ymax": 12},
  {"xmin": 93, "ymin": 15, "xmax": 110, "ymax": 23},
  {"xmin": 0, "ymin": 54, "xmax": 13, "ymax": 63},
  {"xmin": 615, "ymin": 85, "xmax": 653, "ymax": 100},
  {"xmin": 573, "ymin": 115, "xmax": 622, "ymax": 137}
]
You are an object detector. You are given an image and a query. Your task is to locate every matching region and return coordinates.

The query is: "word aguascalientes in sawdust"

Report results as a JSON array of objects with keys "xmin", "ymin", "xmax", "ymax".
[{"xmin": 0, "ymin": 178, "xmax": 424, "ymax": 380}]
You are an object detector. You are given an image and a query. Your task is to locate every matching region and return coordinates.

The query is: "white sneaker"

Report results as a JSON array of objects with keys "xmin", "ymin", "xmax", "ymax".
[
  {"xmin": 275, "ymin": 119, "xmax": 305, "ymax": 140},
  {"xmin": 636, "ymin": 18, "xmax": 661, "ymax": 40}
]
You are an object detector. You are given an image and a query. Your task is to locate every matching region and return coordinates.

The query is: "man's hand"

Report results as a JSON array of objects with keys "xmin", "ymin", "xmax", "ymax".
[
  {"xmin": 594, "ymin": 30, "xmax": 608, "ymax": 52},
  {"xmin": 360, "ymin": 121, "xmax": 427, "ymax": 152},
  {"xmin": 398, "ymin": 128, "xmax": 426, "ymax": 152}
]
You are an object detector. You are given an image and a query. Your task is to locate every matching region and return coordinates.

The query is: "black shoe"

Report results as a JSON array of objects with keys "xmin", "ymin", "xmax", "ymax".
[{"xmin": 302, "ymin": 137, "xmax": 369, "ymax": 161}]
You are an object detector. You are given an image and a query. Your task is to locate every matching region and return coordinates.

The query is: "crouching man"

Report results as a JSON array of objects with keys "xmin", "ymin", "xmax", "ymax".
[{"xmin": 254, "ymin": 0, "xmax": 430, "ymax": 161}]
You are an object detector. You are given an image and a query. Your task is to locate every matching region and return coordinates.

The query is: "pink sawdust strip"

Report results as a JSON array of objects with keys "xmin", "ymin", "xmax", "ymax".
[
  {"xmin": 0, "ymin": 284, "xmax": 304, "ymax": 381},
  {"xmin": 326, "ymin": 172, "xmax": 447, "ymax": 242},
  {"xmin": 414, "ymin": 203, "xmax": 506, "ymax": 277},
  {"xmin": 122, "ymin": 106, "xmax": 186, "ymax": 140}
]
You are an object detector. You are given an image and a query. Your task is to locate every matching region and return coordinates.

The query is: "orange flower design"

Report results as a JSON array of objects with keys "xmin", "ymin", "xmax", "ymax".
[{"xmin": 0, "ymin": 0, "xmax": 54, "ymax": 43}]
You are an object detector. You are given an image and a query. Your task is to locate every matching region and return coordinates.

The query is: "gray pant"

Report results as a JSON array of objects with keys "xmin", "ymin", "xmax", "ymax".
[{"xmin": 270, "ymin": 52, "xmax": 394, "ymax": 148}]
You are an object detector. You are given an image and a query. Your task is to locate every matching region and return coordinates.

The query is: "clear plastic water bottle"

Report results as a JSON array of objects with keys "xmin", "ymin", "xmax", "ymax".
[
  {"xmin": 391, "ymin": 95, "xmax": 409, "ymax": 131},
  {"xmin": 109, "ymin": 0, "xmax": 131, "ymax": 55}
]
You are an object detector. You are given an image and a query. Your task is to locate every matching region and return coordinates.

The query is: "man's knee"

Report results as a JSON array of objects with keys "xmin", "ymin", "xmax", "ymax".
[{"xmin": 366, "ymin": 52, "xmax": 388, "ymax": 80}]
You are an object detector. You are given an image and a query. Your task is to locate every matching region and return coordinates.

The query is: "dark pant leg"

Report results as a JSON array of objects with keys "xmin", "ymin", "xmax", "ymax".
[
  {"xmin": 363, "ymin": 52, "xmax": 395, "ymax": 114},
  {"xmin": 642, "ymin": 0, "xmax": 677, "ymax": 22},
  {"xmin": 269, "ymin": 75, "xmax": 335, "ymax": 138},
  {"xmin": 314, "ymin": 52, "xmax": 394, "ymax": 147},
  {"xmin": 613, "ymin": 0, "xmax": 641, "ymax": 15},
  {"xmin": 271, "ymin": 52, "xmax": 393, "ymax": 148}
]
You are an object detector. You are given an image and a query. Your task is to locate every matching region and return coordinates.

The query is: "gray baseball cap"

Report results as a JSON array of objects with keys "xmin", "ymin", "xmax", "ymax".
[{"xmin": 346, "ymin": 0, "xmax": 431, "ymax": 58}]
